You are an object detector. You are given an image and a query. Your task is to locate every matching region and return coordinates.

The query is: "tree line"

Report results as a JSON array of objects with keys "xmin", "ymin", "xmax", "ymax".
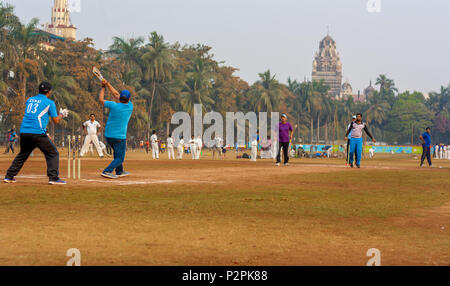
[{"xmin": 0, "ymin": 4, "xmax": 449, "ymax": 145}]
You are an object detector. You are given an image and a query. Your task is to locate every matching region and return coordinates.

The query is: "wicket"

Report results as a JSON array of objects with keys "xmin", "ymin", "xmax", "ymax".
[{"xmin": 67, "ymin": 135, "xmax": 81, "ymax": 179}]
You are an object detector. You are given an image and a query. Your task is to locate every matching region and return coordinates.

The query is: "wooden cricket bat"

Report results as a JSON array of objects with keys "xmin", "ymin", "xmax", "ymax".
[{"xmin": 92, "ymin": 67, "xmax": 105, "ymax": 82}]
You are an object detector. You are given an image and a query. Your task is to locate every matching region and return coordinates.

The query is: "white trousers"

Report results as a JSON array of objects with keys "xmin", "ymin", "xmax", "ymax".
[
  {"xmin": 190, "ymin": 145, "xmax": 197, "ymax": 159},
  {"xmin": 152, "ymin": 143, "xmax": 159, "ymax": 159},
  {"xmin": 80, "ymin": 134, "xmax": 103, "ymax": 157},
  {"xmin": 251, "ymin": 148, "xmax": 257, "ymax": 161},
  {"xmin": 177, "ymin": 146, "xmax": 184, "ymax": 159},
  {"xmin": 168, "ymin": 146, "xmax": 175, "ymax": 160},
  {"xmin": 196, "ymin": 147, "xmax": 202, "ymax": 159}
]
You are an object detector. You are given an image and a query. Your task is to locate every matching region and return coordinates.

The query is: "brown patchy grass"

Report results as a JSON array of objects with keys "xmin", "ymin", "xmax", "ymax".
[{"xmin": 0, "ymin": 150, "xmax": 449, "ymax": 265}]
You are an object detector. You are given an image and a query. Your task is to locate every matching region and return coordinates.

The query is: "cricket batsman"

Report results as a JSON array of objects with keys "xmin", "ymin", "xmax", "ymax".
[
  {"xmin": 3, "ymin": 82, "xmax": 68, "ymax": 184},
  {"xmin": 99, "ymin": 80, "xmax": 133, "ymax": 179}
]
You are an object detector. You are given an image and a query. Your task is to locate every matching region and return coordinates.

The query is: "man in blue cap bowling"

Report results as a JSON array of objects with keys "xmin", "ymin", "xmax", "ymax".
[{"xmin": 99, "ymin": 80, "xmax": 133, "ymax": 179}]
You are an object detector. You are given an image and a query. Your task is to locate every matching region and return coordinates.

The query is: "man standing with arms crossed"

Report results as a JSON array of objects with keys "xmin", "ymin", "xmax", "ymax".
[
  {"xmin": 99, "ymin": 80, "xmax": 133, "ymax": 179},
  {"xmin": 80, "ymin": 114, "xmax": 104, "ymax": 158},
  {"xmin": 4, "ymin": 82, "xmax": 68, "ymax": 184},
  {"xmin": 419, "ymin": 127, "xmax": 432, "ymax": 167}
]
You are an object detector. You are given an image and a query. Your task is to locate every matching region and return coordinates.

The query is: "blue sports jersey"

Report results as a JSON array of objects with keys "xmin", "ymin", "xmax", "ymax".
[
  {"xmin": 9, "ymin": 132, "xmax": 16, "ymax": 142},
  {"xmin": 104, "ymin": 100, "xmax": 133, "ymax": 140},
  {"xmin": 421, "ymin": 132, "xmax": 431, "ymax": 147},
  {"xmin": 20, "ymin": 94, "xmax": 58, "ymax": 135}
]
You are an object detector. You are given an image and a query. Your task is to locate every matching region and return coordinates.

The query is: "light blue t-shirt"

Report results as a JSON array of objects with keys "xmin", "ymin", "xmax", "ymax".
[
  {"xmin": 104, "ymin": 100, "xmax": 133, "ymax": 139},
  {"xmin": 20, "ymin": 94, "xmax": 58, "ymax": 135}
]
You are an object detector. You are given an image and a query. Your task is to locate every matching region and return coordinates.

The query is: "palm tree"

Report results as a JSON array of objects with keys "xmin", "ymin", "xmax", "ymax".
[
  {"xmin": 248, "ymin": 70, "xmax": 282, "ymax": 113},
  {"xmin": 141, "ymin": 31, "xmax": 175, "ymax": 135},
  {"xmin": 108, "ymin": 36, "xmax": 144, "ymax": 73},
  {"xmin": 376, "ymin": 74, "xmax": 398, "ymax": 105}
]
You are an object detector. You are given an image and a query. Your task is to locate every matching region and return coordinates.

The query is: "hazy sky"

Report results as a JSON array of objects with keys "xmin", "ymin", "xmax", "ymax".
[{"xmin": 6, "ymin": 0, "xmax": 450, "ymax": 93}]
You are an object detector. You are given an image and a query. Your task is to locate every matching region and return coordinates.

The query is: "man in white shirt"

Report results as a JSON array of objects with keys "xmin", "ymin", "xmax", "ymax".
[
  {"xmin": 189, "ymin": 135, "xmax": 197, "ymax": 160},
  {"xmin": 167, "ymin": 134, "xmax": 175, "ymax": 160},
  {"xmin": 151, "ymin": 130, "xmax": 159, "ymax": 159},
  {"xmin": 177, "ymin": 136, "xmax": 185, "ymax": 159},
  {"xmin": 213, "ymin": 135, "xmax": 223, "ymax": 160},
  {"xmin": 369, "ymin": 147, "xmax": 375, "ymax": 159},
  {"xmin": 195, "ymin": 135, "xmax": 202, "ymax": 159},
  {"xmin": 251, "ymin": 136, "xmax": 258, "ymax": 162},
  {"xmin": 80, "ymin": 114, "xmax": 104, "ymax": 157}
]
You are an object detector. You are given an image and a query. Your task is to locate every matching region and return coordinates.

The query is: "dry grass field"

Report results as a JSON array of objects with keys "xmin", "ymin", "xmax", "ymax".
[{"xmin": 0, "ymin": 149, "xmax": 449, "ymax": 266}]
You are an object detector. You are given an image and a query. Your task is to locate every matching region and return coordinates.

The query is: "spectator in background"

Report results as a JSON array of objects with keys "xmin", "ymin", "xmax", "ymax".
[{"xmin": 4, "ymin": 126, "xmax": 17, "ymax": 154}]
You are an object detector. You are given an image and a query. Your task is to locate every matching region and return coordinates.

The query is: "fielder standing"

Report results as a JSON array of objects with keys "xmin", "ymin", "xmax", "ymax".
[
  {"xmin": 4, "ymin": 82, "xmax": 68, "ymax": 184},
  {"xmin": 151, "ymin": 130, "xmax": 159, "ymax": 159},
  {"xmin": 177, "ymin": 136, "xmax": 184, "ymax": 159},
  {"xmin": 419, "ymin": 127, "xmax": 432, "ymax": 167},
  {"xmin": 195, "ymin": 135, "xmax": 202, "ymax": 159},
  {"xmin": 167, "ymin": 134, "xmax": 175, "ymax": 160},
  {"xmin": 99, "ymin": 80, "xmax": 133, "ymax": 179},
  {"xmin": 189, "ymin": 135, "xmax": 197, "ymax": 160},
  {"xmin": 4, "ymin": 126, "xmax": 17, "ymax": 154},
  {"xmin": 80, "ymin": 114, "xmax": 104, "ymax": 158}
]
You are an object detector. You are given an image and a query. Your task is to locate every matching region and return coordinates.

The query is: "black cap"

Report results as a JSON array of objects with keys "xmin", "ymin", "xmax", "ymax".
[{"xmin": 39, "ymin": 81, "xmax": 52, "ymax": 94}]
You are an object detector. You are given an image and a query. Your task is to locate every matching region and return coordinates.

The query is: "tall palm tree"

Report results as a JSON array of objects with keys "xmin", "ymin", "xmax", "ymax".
[
  {"xmin": 108, "ymin": 36, "xmax": 144, "ymax": 73},
  {"xmin": 376, "ymin": 74, "xmax": 398, "ymax": 105},
  {"xmin": 249, "ymin": 70, "xmax": 282, "ymax": 113},
  {"xmin": 141, "ymin": 32, "xmax": 175, "ymax": 135}
]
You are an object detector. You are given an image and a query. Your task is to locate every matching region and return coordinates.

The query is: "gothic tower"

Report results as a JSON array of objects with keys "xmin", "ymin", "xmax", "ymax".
[
  {"xmin": 311, "ymin": 34, "xmax": 342, "ymax": 97},
  {"xmin": 44, "ymin": 0, "xmax": 77, "ymax": 40}
]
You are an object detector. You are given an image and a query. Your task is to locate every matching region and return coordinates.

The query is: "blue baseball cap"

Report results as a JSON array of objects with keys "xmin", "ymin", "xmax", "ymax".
[{"xmin": 120, "ymin": 90, "xmax": 131, "ymax": 100}]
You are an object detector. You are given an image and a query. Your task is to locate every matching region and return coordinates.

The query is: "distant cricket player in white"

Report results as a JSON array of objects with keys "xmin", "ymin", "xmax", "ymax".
[
  {"xmin": 80, "ymin": 114, "xmax": 104, "ymax": 158},
  {"xmin": 177, "ymin": 136, "xmax": 185, "ymax": 160},
  {"xmin": 369, "ymin": 147, "xmax": 375, "ymax": 159},
  {"xmin": 212, "ymin": 135, "xmax": 223, "ymax": 160},
  {"xmin": 167, "ymin": 134, "xmax": 175, "ymax": 160},
  {"xmin": 151, "ymin": 130, "xmax": 159, "ymax": 159},
  {"xmin": 251, "ymin": 136, "xmax": 258, "ymax": 162},
  {"xmin": 195, "ymin": 135, "xmax": 202, "ymax": 159},
  {"xmin": 189, "ymin": 135, "xmax": 197, "ymax": 160}
]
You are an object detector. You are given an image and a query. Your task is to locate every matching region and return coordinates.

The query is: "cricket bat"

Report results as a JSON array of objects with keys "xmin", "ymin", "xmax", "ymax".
[{"xmin": 92, "ymin": 67, "xmax": 105, "ymax": 83}]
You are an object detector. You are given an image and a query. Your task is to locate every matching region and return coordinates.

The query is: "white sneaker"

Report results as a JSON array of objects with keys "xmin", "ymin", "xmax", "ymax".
[{"xmin": 276, "ymin": 163, "xmax": 280, "ymax": 166}]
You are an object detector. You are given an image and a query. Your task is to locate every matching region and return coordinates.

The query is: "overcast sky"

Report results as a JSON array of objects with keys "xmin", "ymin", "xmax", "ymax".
[{"xmin": 6, "ymin": 0, "xmax": 450, "ymax": 93}]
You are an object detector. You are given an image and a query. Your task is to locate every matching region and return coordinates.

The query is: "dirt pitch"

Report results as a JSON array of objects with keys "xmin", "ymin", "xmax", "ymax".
[{"xmin": 0, "ymin": 150, "xmax": 449, "ymax": 266}]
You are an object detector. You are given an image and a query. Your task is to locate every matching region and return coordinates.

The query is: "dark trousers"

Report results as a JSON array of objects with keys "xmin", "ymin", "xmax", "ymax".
[
  {"xmin": 6, "ymin": 133, "xmax": 60, "ymax": 181},
  {"xmin": 420, "ymin": 146, "xmax": 432, "ymax": 166},
  {"xmin": 4, "ymin": 142, "xmax": 15, "ymax": 154},
  {"xmin": 104, "ymin": 137, "xmax": 126, "ymax": 174},
  {"xmin": 276, "ymin": 142, "xmax": 290, "ymax": 164}
]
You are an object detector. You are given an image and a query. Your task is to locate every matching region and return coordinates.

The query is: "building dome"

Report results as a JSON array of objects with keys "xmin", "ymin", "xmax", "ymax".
[
  {"xmin": 364, "ymin": 81, "xmax": 375, "ymax": 96},
  {"xmin": 342, "ymin": 80, "xmax": 353, "ymax": 94}
]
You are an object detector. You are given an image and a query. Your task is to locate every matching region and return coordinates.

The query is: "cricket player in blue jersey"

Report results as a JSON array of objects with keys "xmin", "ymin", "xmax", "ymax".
[
  {"xmin": 99, "ymin": 80, "xmax": 133, "ymax": 179},
  {"xmin": 4, "ymin": 82, "xmax": 68, "ymax": 184}
]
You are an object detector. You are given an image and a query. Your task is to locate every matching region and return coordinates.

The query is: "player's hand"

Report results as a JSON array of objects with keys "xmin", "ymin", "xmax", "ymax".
[
  {"xmin": 59, "ymin": 108, "xmax": 69, "ymax": 118},
  {"xmin": 344, "ymin": 137, "xmax": 348, "ymax": 141},
  {"xmin": 372, "ymin": 138, "xmax": 377, "ymax": 143},
  {"xmin": 101, "ymin": 79, "xmax": 107, "ymax": 88}
]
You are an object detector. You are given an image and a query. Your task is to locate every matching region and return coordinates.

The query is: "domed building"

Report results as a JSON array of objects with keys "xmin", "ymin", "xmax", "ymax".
[
  {"xmin": 364, "ymin": 81, "xmax": 376, "ymax": 98},
  {"xmin": 312, "ymin": 34, "xmax": 343, "ymax": 98}
]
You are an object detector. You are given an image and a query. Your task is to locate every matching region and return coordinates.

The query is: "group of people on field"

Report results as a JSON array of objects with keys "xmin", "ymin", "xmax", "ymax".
[{"xmin": 2, "ymin": 78, "xmax": 445, "ymax": 185}]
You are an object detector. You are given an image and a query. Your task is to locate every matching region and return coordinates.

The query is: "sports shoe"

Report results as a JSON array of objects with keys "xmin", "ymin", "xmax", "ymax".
[
  {"xmin": 350, "ymin": 163, "xmax": 354, "ymax": 168},
  {"xmin": 49, "ymin": 179, "xmax": 67, "ymax": 185},
  {"xmin": 284, "ymin": 163, "xmax": 289, "ymax": 166},
  {"xmin": 101, "ymin": 172, "xmax": 118, "ymax": 179},
  {"xmin": 116, "ymin": 171, "xmax": 130, "ymax": 178},
  {"xmin": 356, "ymin": 165, "xmax": 361, "ymax": 168},
  {"xmin": 276, "ymin": 163, "xmax": 280, "ymax": 166},
  {"xmin": 4, "ymin": 178, "xmax": 16, "ymax": 183}
]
